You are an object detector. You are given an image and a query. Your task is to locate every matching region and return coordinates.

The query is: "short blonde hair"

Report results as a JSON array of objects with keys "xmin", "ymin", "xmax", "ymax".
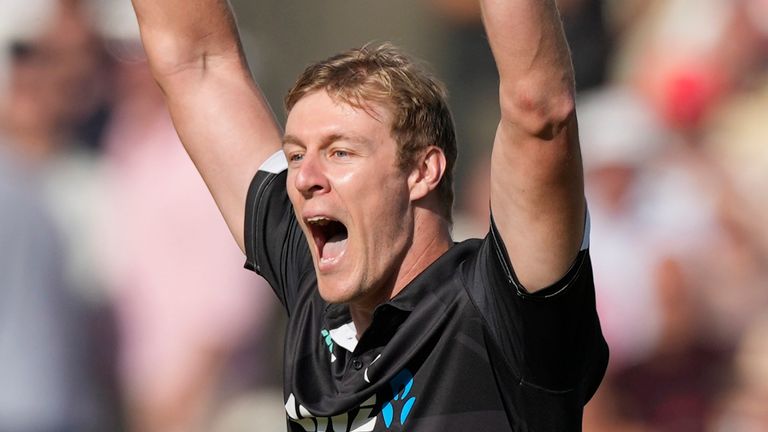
[{"xmin": 285, "ymin": 43, "xmax": 457, "ymax": 223}]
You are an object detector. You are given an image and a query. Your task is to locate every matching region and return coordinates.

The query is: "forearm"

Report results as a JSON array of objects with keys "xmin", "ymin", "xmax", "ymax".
[
  {"xmin": 481, "ymin": 0, "xmax": 575, "ymax": 136},
  {"xmin": 131, "ymin": 0, "xmax": 246, "ymax": 80}
]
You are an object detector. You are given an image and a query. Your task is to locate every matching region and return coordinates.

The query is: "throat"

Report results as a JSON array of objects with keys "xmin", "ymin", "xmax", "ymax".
[
  {"xmin": 348, "ymin": 304, "xmax": 376, "ymax": 339},
  {"xmin": 390, "ymin": 220, "xmax": 453, "ymax": 296}
]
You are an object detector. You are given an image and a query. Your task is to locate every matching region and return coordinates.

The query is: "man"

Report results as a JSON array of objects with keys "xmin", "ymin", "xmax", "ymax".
[{"xmin": 130, "ymin": 0, "xmax": 608, "ymax": 430}]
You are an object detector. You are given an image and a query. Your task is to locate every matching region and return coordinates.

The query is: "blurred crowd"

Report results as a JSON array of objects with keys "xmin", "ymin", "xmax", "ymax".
[
  {"xmin": 0, "ymin": 0, "xmax": 767, "ymax": 431},
  {"xmin": 0, "ymin": 0, "xmax": 283, "ymax": 431}
]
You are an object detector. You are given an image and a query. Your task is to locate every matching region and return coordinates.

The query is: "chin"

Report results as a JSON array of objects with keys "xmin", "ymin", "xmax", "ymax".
[{"xmin": 316, "ymin": 278, "xmax": 360, "ymax": 304}]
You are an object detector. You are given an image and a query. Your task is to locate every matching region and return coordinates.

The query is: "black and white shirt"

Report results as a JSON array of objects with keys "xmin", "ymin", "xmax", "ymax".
[{"xmin": 244, "ymin": 152, "xmax": 608, "ymax": 432}]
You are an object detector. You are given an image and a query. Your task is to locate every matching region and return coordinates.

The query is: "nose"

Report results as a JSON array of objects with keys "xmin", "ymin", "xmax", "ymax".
[{"xmin": 294, "ymin": 153, "xmax": 329, "ymax": 197}]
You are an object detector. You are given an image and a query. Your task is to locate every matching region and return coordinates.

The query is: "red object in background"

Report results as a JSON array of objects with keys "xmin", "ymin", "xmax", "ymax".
[{"xmin": 660, "ymin": 64, "xmax": 726, "ymax": 130}]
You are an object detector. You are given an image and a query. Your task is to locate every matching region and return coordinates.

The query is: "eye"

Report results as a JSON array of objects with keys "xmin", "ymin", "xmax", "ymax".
[
  {"xmin": 331, "ymin": 149, "xmax": 350, "ymax": 159},
  {"xmin": 288, "ymin": 152, "xmax": 304, "ymax": 163}
]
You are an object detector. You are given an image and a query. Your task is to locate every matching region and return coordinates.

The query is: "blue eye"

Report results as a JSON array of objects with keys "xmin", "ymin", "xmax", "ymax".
[
  {"xmin": 333, "ymin": 150, "xmax": 349, "ymax": 158},
  {"xmin": 289, "ymin": 153, "xmax": 304, "ymax": 162}
]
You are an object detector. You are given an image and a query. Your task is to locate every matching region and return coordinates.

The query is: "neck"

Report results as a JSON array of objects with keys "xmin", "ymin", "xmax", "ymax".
[{"xmin": 349, "ymin": 210, "xmax": 452, "ymax": 337}]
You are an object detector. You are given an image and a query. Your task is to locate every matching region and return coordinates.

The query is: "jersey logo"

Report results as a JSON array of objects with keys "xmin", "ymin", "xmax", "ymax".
[
  {"xmin": 382, "ymin": 369, "xmax": 417, "ymax": 429},
  {"xmin": 285, "ymin": 393, "xmax": 377, "ymax": 432},
  {"xmin": 284, "ymin": 367, "xmax": 417, "ymax": 431}
]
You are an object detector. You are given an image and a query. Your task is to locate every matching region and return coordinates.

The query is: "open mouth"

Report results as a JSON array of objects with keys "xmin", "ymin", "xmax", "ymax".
[{"xmin": 306, "ymin": 216, "xmax": 349, "ymax": 265}]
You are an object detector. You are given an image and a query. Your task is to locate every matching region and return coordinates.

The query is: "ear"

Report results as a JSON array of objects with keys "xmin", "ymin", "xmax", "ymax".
[{"xmin": 408, "ymin": 146, "xmax": 446, "ymax": 202}]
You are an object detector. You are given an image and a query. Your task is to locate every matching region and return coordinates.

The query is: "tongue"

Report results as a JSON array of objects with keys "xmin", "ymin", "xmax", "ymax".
[{"xmin": 322, "ymin": 233, "xmax": 348, "ymax": 260}]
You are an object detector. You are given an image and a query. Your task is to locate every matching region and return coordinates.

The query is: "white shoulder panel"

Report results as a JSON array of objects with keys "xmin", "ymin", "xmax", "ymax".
[{"xmin": 259, "ymin": 150, "xmax": 288, "ymax": 174}]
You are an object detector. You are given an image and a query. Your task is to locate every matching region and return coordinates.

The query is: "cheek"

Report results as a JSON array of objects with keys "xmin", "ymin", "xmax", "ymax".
[
  {"xmin": 338, "ymin": 165, "xmax": 410, "ymax": 233},
  {"xmin": 286, "ymin": 174, "xmax": 301, "ymax": 205},
  {"xmin": 381, "ymin": 175, "xmax": 412, "ymax": 214},
  {"xmin": 360, "ymin": 182, "xmax": 412, "ymax": 238}
]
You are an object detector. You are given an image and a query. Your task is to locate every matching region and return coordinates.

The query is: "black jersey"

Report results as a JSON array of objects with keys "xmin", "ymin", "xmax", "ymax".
[{"xmin": 244, "ymin": 154, "xmax": 608, "ymax": 432}]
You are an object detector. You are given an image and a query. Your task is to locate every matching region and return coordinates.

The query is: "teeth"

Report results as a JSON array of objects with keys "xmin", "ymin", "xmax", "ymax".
[{"xmin": 307, "ymin": 217, "xmax": 331, "ymax": 226}]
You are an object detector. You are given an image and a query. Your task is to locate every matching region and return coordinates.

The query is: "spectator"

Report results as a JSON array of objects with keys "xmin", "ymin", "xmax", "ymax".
[
  {"xmin": 0, "ymin": 142, "xmax": 85, "ymax": 432},
  {"xmin": 98, "ymin": 44, "xmax": 280, "ymax": 432}
]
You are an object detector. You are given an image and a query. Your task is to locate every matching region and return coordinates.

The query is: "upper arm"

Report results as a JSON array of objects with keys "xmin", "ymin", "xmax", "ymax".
[
  {"xmin": 158, "ymin": 58, "xmax": 283, "ymax": 253},
  {"xmin": 132, "ymin": 0, "xmax": 283, "ymax": 252},
  {"xmin": 482, "ymin": 0, "xmax": 586, "ymax": 292},
  {"xmin": 466, "ymin": 229, "xmax": 606, "ymax": 395},
  {"xmin": 489, "ymin": 101, "xmax": 585, "ymax": 292}
]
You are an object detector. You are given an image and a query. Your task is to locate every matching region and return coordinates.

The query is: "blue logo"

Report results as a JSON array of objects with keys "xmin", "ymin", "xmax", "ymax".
[{"xmin": 382, "ymin": 369, "xmax": 416, "ymax": 428}]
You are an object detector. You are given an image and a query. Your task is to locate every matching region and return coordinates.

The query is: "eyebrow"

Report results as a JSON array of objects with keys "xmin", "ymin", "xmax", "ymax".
[
  {"xmin": 282, "ymin": 135, "xmax": 303, "ymax": 147},
  {"xmin": 282, "ymin": 133, "xmax": 371, "ymax": 148}
]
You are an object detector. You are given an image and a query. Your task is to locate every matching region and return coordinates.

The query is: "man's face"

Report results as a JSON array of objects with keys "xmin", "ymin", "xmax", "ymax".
[{"xmin": 284, "ymin": 90, "xmax": 415, "ymax": 305}]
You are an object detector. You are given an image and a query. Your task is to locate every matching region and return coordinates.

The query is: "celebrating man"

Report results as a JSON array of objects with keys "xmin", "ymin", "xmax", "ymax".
[{"xmin": 130, "ymin": 0, "xmax": 608, "ymax": 430}]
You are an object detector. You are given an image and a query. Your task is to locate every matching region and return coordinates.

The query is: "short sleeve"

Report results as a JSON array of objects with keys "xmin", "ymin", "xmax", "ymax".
[
  {"xmin": 243, "ymin": 153, "xmax": 312, "ymax": 313},
  {"xmin": 465, "ymin": 214, "xmax": 608, "ymax": 398}
]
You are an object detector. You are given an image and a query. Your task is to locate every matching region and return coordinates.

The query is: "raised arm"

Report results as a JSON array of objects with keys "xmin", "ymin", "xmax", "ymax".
[
  {"xmin": 131, "ymin": 0, "xmax": 282, "ymax": 252},
  {"xmin": 481, "ymin": 0, "xmax": 585, "ymax": 292}
]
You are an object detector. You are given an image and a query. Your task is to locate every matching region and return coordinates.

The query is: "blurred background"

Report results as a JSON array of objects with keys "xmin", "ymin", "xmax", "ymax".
[{"xmin": 0, "ymin": 0, "xmax": 767, "ymax": 431}]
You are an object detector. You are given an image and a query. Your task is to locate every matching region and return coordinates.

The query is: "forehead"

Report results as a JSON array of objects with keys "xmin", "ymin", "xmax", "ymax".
[{"xmin": 284, "ymin": 91, "xmax": 394, "ymax": 144}]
